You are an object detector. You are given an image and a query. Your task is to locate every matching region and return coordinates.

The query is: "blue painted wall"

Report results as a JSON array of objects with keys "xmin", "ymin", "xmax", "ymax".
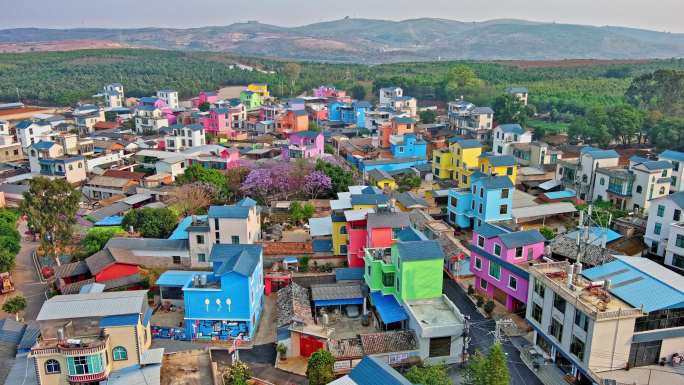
[
  {"xmin": 447, "ymin": 179, "xmax": 513, "ymax": 228},
  {"xmin": 360, "ymin": 159, "xmax": 428, "ymax": 173},
  {"xmin": 390, "ymin": 134, "xmax": 427, "ymax": 159}
]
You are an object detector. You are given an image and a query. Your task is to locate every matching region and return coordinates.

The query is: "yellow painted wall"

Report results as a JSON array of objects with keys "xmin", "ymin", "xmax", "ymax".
[
  {"xmin": 479, "ymin": 158, "xmax": 518, "ymax": 185},
  {"xmin": 247, "ymin": 84, "xmax": 270, "ymax": 97},
  {"xmin": 374, "ymin": 178, "xmax": 398, "ymax": 190},
  {"xmin": 432, "ymin": 151, "xmax": 453, "ymax": 179},
  {"xmin": 331, "ymin": 221, "xmax": 348, "ymax": 256}
]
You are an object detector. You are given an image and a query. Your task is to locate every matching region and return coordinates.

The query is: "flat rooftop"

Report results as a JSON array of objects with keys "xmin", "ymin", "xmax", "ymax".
[
  {"xmin": 530, "ymin": 262, "xmax": 643, "ymax": 320},
  {"xmin": 404, "ymin": 295, "xmax": 464, "ymax": 327}
]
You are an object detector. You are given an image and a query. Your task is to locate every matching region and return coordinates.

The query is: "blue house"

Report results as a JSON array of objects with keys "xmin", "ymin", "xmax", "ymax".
[
  {"xmin": 328, "ymin": 101, "xmax": 370, "ymax": 128},
  {"xmin": 159, "ymin": 244, "xmax": 264, "ymax": 341},
  {"xmin": 390, "ymin": 133, "xmax": 427, "ymax": 159},
  {"xmin": 446, "ymin": 174, "xmax": 514, "ymax": 228},
  {"xmin": 329, "ymin": 356, "xmax": 412, "ymax": 385},
  {"xmin": 359, "ymin": 157, "xmax": 428, "ymax": 173}
]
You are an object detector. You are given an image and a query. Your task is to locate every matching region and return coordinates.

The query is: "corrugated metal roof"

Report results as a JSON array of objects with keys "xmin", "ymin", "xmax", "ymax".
[
  {"xmin": 36, "ymin": 290, "xmax": 147, "ymax": 321},
  {"xmin": 582, "ymin": 256, "xmax": 684, "ymax": 313},
  {"xmin": 397, "ymin": 240, "xmax": 445, "ymax": 261},
  {"xmin": 100, "ymin": 313, "xmax": 140, "ymax": 327},
  {"xmin": 335, "ymin": 268, "xmax": 365, "ymax": 281},
  {"xmin": 660, "ymin": 150, "xmax": 684, "ymax": 162},
  {"xmin": 311, "ymin": 283, "xmax": 363, "ymax": 301},
  {"xmin": 106, "ymin": 363, "xmax": 161, "ymax": 385},
  {"xmin": 210, "ymin": 244, "xmax": 262, "ymax": 277},
  {"xmin": 348, "ymin": 356, "xmax": 412, "ymax": 385},
  {"xmin": 367, "ymin": 212, "xmax": 410, "ymax": 229},
  {"xmin": 156, "ymin": 270, "xmax": 196, "ymax": 286},
  {"xmin": 370, "ymin": 291, "xmax": 408, "ymax": 324},
  {"xmin": 308, "ymin": 216, "xmax": 332, "ymax": 237},
  {"xmin": 498, "ymin": 229, "xmax": 546, "ymax": 248}
]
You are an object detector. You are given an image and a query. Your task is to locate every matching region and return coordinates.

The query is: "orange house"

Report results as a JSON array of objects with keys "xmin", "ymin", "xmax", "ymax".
[
  {"xmin": 277, "ymin": 110, "xmax": 309, "ymax": 134},
  {"xmin": 381, "ymin": 117, "xmax": 417, "ymax": 148}
]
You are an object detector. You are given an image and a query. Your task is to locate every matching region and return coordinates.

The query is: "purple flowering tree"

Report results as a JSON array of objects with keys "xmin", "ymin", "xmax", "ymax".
[
  {"xmin": 303, "ymin": 170, "xmax": 332, "ymax": 198},
  {"xmin": 240, "ymin": 168, "xmax": 273, "ymax": 202}
]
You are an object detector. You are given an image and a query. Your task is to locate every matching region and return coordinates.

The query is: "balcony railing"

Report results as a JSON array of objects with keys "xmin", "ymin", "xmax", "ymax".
[
  {"xmin": 31, "ymin": 335, "xmax": 109, "ymax": 357},
  {"xmin": 67, "ymin": 371, "xmax": 108, "ymax": 383}
]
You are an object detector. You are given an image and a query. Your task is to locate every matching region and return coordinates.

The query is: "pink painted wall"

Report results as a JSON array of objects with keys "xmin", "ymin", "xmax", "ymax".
[
  {"xmin": 282, "ymin": 132, "xmax": 324, "ymax": 160},
  {"xmin": 469, "ymin": 232, "xmax": 545, "ymax": 264},
  {"xmin": 347, "ymin": 223, "xmax": 368, "ymax": 268},
  {"xmin": 368, "ymin": 228, "xmax": 393, "ymax": 248}
]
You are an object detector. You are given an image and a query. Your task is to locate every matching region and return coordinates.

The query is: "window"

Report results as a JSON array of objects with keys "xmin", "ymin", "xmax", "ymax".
[
  {"xmin": 112, "ymin": 346, "xmax": 128, "ymax": 361},
  {"xmin": 672, "ymin": 176, "xmax": 677, "ymax": 186},
  {"xmin": 675, "ymin": 210, "xmax": 682, "ymax": 221},
  {"xmin": 575, "ymin": 309, "xmax": 589, "ymax": 332},
  {"xmin": 493, "ymin": 243, "xmax": 501, "ymax": 256},
  {"xmin": 172, "ymin": 255, "xmax": 181, "ymax": 264},
  {"xmin": 214, "ymin": 218, "xmax": 220, "ymax": 229},
  {"xmin": 506, "ymin": 167, "xmax": 513, "ymax": 176},
  {"xmin": 489, "ymin": 262, "xmax": 501, "ymax": 280},
  {"xmin": 197, "ymin": 253, "xmax": 206, "ymax": 263},
  {"xmin": 392, "ymin": 228, "xmax": 402, "ymax": 239},
  {"xmin": 676, "ymin": 235, "xmax": 684, "ymax": 248},
  {"xmin": 478, "ymin": 203, "xmax": 483, "ymax": 214},
  {"xmin": 508, "ymin": 276, "xmax": 518, "ymax": 291},
  {"xmin": 428, "ymin": 337, "xmax": 451, "ymax": 358},
  {"xmin": 196, "ymin": 235, "xmax": 205, "ymax": 244},
  {"xmin": 534, "ymin": 279, "xmax": 545, "ymax": 297},
  {"xmin": 471, "ymin": 201, "xmax": 475, "ymax": 210},
  {"xmin": 499, "ymin": 204, "xmax": 508, "ymax": 215},
  {"xmin": 654, "ymin": 223, "xmax": 662, "ymax": 235},
  {"xmin": 660, "ymin": 186, "xmax": 666, "ymax": 195},
  {"xmin": 600, "ymin": 178, "xmax": 605, "ymax": 186},
  {"xmin": 479, "ymin": 188, "xmax": 484, "ymax": 198},
  {"xmin": 570, "ymin": 336, "xmax": 585, "ymax": 361},
  {"xmin": 550, "ymin": 318, "xmax": 564, "ymax": 341},
  {"xmin": 531, "ymin": 303, "xmax": 543, "ymax": 323},
  {"xmin": 480, "ymin": 278, "xmax": 488, "ymax": 289},
  {"xmin": 231, "ymin": 235, "xmax": 240, "ymax": 244},
  {"xmin": 553, "ymin": 293, "xmax": 566, "ymax": 314},
  {"xmin": 340, "ymin": 225, "xmax": 347, "ymax": 235},
  {"xmin": 636, "ymin": 185, "xmax": 643, "ymax": 193},
  {"xmin": 657, "ymin": 205, "xmax": 665, "ymax": 217},
  {"xmin": 673, "ymin": 254, "xmax": 684, "ymax": 269},
  {"xmin": 382, "ymin": 272, "xmax": 395, "ymax": 287},
  {"xmin": 474, "ymin": 257, "xmax": 482, "ymax": 270},
  {"xmin": 515, "ymin": 247, "xmax": 523, "ymax": 258},
  {"xmin": 215, "ymin": 231, "xmax": 220, "ymax": 243},
  {"xmin": 477, "ymin": 236, "xmax": 485, "ymax": 248},
  {"xmin": 450, "ymin": 197, "xmax": 458, "ymax": 207},
  {"xmin": 662, "ymin": 170, "xmax": 668, "ymax": 177},
  {"xmin": 582, "ymin": 174, "xmax": 588, "ymax": 183},
  {"xmin": 45, "ymin": 359, "xmax": 60, "ymax": 374},
  {"xmin": 501, "ymin": 188, "xmax": 509, "ymax": 198}
]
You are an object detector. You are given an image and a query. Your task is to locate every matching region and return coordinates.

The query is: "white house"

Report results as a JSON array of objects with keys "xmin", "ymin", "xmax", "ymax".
[
  {"xmin": 658, "ymin": 150, "xmax": 684, "ymax": 193},
  {"xmin": 134, "ymin": 106, "xmax": 169, "ymax": 133},
  {"xmin": 448, "ymin": 100, "xmax": 494, "ymax": 141},
  {"xmin": 157, "ymin": 89, "xmax": 179, "ymax": 109},
  {"xmin": 492, "ymin": 124, "xmax": 532, "ymax": 156},
  {"xmin": 507, "ymin": 87, "xmax": 529, "ymax": 106},
  {"xmin": 558, "ymin": 147, "xmax": 619, "ymax": 201},
  {"xmin": 103, "ymin": 83, "xmax": 125, "ymax": 108},
  {"xmin": 379, "ymin": 87, "xmax": 403, "ymax": 106},
  {"xmin": 15, "ymin": 120, "xmax": 54, "ymax": 149},
  {"xmin": 644, "ymin": 191, "xmax": 684, "ymax": 256},
  {"xmin": 163, "ymin": 124, "xmax": 206, "ymax": 152},
  {"xmin": 73, "ymin": 104, "xmax": 105, "ymax": 134}
]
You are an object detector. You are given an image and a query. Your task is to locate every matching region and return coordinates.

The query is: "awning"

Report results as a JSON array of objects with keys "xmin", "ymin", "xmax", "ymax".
[
  {"xmin": 370, "ymin": 291, "xmax": 408, "ymax": 324},
  {"xmin": 538, "ymin": 179, "xmax": 561, "ymax": 191}
]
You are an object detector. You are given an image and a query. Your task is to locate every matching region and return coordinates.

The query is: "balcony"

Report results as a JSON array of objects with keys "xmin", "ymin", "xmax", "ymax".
[
  {"xmin": 67, "ymin": 371, "xmax": 108, "ymax": 383},
  {"xmin": 31, "ymin": 335, "xmax": 109, "ymax": 357}
]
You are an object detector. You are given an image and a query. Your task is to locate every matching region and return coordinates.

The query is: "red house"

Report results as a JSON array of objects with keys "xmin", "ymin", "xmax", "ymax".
[{"xmin": 345, "ymin": 211, "xmax": 412, "ymax": 268}]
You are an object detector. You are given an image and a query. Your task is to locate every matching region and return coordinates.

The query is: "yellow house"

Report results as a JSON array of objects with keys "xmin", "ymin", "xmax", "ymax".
[
  {"xmin": 247, "ymin": 83, "xmax": 270, "ymax": 98},
  {"xmin": 331, "ymin": 217, "xmax": 348, "ymax": 255},
  {"xmin": 451, "ymin": 138, "xmax": 483, "ymax": 188},
  {"xmin": 478, "ymin": 152, "xmax": 518, "ymax": 185},
  {"xmin": 432, "ymin": 148, "xmax": 454, "ymax": 180},
  {"xmin": 30, "ymin": 291, "xmax": 160, "ymax": 385},
  {"xmin": 367, "ymin": 169, "xmax": 398, "ymax": 190}
]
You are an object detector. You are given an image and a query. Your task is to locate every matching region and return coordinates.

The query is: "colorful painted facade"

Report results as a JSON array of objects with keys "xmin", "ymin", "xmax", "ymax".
[
  {"xmin": 469, "ymin": 223, "xmax": 545, "ymax": 311},
  {"xmin": 478, "ymin": 153, "xmax": 518, "ymax": 185},
  {"xmin": 446, "ymin": 175, "xmax": 514, "ymax": 228},
  {"xmin": 240, "ymin": 91, "xmax": 263, "ymax": 111},
  {"xmin": 247, "ymin": 83, "xmax": 270, "ymax": 98},
  {"xmin": 390, "ymin": 133, "xmax": 426, "ymax": 159},
  {"xmin": 328, "ymin": 101, "xmax": 370, "ymax": 128},
  {"xmin": 281, "ymin": 130, "xmax": 324, "ymax": 160}
]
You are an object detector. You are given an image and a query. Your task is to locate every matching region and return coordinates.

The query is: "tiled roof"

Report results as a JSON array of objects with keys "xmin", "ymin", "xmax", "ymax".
[
  {"xmin": 210, "ymin": 244, "xmax": 262, "ymax": 277},
  {"xmin": 103, "ymin": 169, "xmax": 146, "ymax": 181},
  {"xmin": 397, "ymin": 240, "xmax": 445, "ymax": 261},
  {"xmin": 360, "ymin": 330, "xmax": 418, "ymax": 355},
  {"xmin": 261, "ymin": 242, "xmax": 313, "ymax": 255},
  {"xmin": 367, "ymin": 168, "xmax": 394, "ymax": 182},
  {"xmin": 85, "ymin": 249, "xmax": 116, "ymax": 274},
  {"xmin": 276, "ymin": 282, "xmax": 313, "ymax": 327},
  {"xmin": 54, "ymin": 260, "xmax": 90, "ymax": 279},
  {"xmin": 498, "ymin": 229, "xmax": 545, "ymax": 248}
]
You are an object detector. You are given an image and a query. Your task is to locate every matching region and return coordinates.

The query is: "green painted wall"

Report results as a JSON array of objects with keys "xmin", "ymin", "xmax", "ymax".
[{"xmin": 398, "ymin": 258, "xmax": 444, "ymax": 302}]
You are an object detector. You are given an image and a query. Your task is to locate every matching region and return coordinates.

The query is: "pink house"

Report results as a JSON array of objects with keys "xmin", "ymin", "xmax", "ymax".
[
  {"xmin": 281, "ymin": 131, "xmax": 324, "ymax": 160},
  {"xmin": 313, "ymin": 86, "xmax": 347, "ymax": 99},
  {"xmin": 469, "ymin": 223, "xmax": 546, "ymax": 312},
  {"xmin": 346, "ymin": 211, "xmax": 411, "ymax": 268},
  {"xmin": 191, "ymin": 91, "xmax": 219, "ymax": 109},
  {"xmin": 139, "ymin": 96, "xmax": 177, "ymax": 124}
]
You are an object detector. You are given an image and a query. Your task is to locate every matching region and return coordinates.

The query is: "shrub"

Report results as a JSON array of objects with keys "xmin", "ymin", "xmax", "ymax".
[
  {"xmin": 484, "ymin": 300, "xmax": 496, "ymax": 315},
  {"xmin": 476, "ymin": 295, "xmax": 485, "ymax": 307},
  {"xmin": 467, "ymin": 284, "xmax": 475, "ymax": 296},
  {"xmin": 539, "ymin": 226, "xmax": 555, "ymax": 240},
  {"xmin": 299, "ymin": 256, "xmax": 310, "ymax": 272}
]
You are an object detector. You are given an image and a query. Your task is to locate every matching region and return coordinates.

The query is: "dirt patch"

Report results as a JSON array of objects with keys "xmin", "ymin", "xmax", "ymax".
[
  {"xmin": 161, "ymin": 349, "xmax": 213, "ymax": 385},
  {"xmin": 494, "ymin": 59, "xmax": 652, "ymax": 68},
  {"xmin": 217, "ymin": 86, "xmax": 246, "ymax": 100},
  {"xmin": 0, "ymin": 40, "xmax": 134, "ymax": 53},
  {"xmin": 293, "ymin": 38, "xmax": 358, "ymax": 52}
]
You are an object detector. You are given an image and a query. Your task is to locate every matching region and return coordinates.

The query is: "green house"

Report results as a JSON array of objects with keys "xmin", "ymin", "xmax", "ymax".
[
  {"xmin": 240, "ymin": 90, "xmax": 262, "ymax": 111},
  {"xmin": 364, "ymin": 239, "xmax": 444, "ymax": 302}
]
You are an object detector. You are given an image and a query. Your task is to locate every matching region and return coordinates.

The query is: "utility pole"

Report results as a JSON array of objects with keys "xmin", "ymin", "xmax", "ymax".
[{"xmin": 461, "ymin": 315, "xmax": 470, "ymax": 367}]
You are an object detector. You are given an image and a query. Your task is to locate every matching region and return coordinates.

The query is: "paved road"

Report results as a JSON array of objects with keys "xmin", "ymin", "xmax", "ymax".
[
  {"xmin": 443, "ymin": 278, "xmax": 543, "ymax": 385},
  {"xmin": 2, "ymin": 219, "xmax": 47, "ymax": 321},
  {"xmin": 213, "ymin": 344, "xmax": 308, "ymax": 385}
]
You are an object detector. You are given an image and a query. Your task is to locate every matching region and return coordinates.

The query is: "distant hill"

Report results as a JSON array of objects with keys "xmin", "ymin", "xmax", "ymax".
[{"xmin": 1, "ymin": 18, "xmax": 684, "ymax": 63}]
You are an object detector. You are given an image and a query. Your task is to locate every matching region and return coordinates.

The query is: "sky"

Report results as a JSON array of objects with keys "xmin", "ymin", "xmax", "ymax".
[{"xmin": 1, "ymin": 0, "xmax": 683, "ymax": 33}]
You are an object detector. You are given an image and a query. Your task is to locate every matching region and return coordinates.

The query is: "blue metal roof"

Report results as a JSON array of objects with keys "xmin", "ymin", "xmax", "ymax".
[
  {"xmin": 208, "ymin": 205, "xmax": 251, "ymax": 219},
  {"xmin": 31, "ymin": 140, "xmax": 56, "ymax": 150},
  {"xmin": 397, "ymin": 240, "xmax": 444, "ymax": 262},
  {"xmin": 639, "ymin": 160, "xmax": 672, "ymax": 171},
  {"xmin": 564, "ymin": 226, "xmax": 622, "ymax": 246},
  {"xmin": 211, "ymin": 244, "xmax": 262, "ymax": 277},
  {"xmin": 370, "ymin": 291, "xmax": 409, "ymax": 324},
  {"xmin": 454, "ymin": 139, "xmax": 482, "ymax": 149},
  {"xmin": 348, "ymin": 356, "xmax": 412, "ymax": 385},
  {"xmin": 499, "ymin": 123, "xmax": 524, "ymax": 134},
  {"xmin": 142, "ymin": 308, "xmax": 153, "ymax": 326},
  {"xmin": 156, "ymin": 270, "xmax": 197, "ymax": 286},
  {"xmin": 335, "ymin": 267, "xmax": 365, "ymax": 281},
  {"xmin": 581, "ymin": 147, "xmax": 619, "ymax": 159},
  {"xmin": 498, "ymin": 229, "xmax": 545, "ymax": 248},
  {"xmin": 475, "ymin": 222, "xmax": 509, "ymax": 238},
  {"xmin": 312, "ymin": 239, "xmax": 333, "ymax": 252},
  {"xmin": 582, "ymin": 258, "xmax": 684, "ymax": 313},
  {"xmin": 670, "ymin": 191, "xmax": 684, "ymax": 209},
  {"xmin": 481, "ymin": 153, "xmax": 516, "ymax": 167},
  {"xmin": 396, "ymin": 227, "xmax": 427, "ymax": 242},
  {"xmin": 15, "ymin": 120, "xmax": 32, "ymax": 129},
  {"xmin": 474, "ymin": 175, "xmax": 514, "ymax": 190},
  {"xmin": 169, "ymin": 215, "xmax": 207, "ymax": 240},
  {"xmin": 94, "ymin": 215, "xmax": 124, "ymax": 227},
  {"xmin": 99, "ymin": 313, "xmax": 140, "ymax": 327},
  {"xmin": 544, "ymin": 189, "xmax": 577, "ymax": 200},
  {"xmin": 660, "ymin": 150, "xmax": 684, "ymax": 162},
  {"xmin": 350, "ymin": 194, "xmax": 389, "ymax": 206}
]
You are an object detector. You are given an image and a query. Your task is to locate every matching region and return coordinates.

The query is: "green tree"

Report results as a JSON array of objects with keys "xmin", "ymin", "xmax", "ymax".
[
  {"xmin": 626, "ymin": 69, "xmax": 684, "ymax": 117},
  {"xmin": 176, "ymin": 164, "xmax": 230, "ymax": 201},
  {"xmin": 80, "ymin": 227, "xmax": 126, "ymax": 257},
  {"xmin": 607, "ymin": 104, "xmax": 643, "ymax": 145},
  {"xmin": 493, "ymin": 94, "xmax": 528, "ymax": 126},
  {"xmin": 20, "ymin": 177, "xmax": 80, "ymax": 260},
  {"xmin": 199, "ymin": 102, "xmax": 211, "ymax": 112},
  {"xmin": 539, "ymin": 227, "xmax": 555, "ymax": 240},
  {"xmin": 464, "ymin": 351, "xmax": 488, "ymax": 385},
  {"xmin": 283, "ymin": 62, "xmax": 302, "ymax": 92},
  {"xmin": 306, "ymin": 349, "xmax": 335, "ymax": 385},
  {"xmin": 404, "ymin": 364, "xmax": 452, "ymax": 385},
  {"xmin": 2, "ymin": 295, "xmax": 26, "ymax": 321},
  {"xmin": 315, "ymin": 160, "xmax": 354, "ymax": 193},
  {"xmin": 122, "ymin": 208, "xmax": 178, "ymax": 238},
  {"xmin": 351, "ymin": 84, "xmax": 366, "ymax": 100},
  {"xmin": 324, "ymin": 144, "xmax": 336, "ymax": 155},
  {"xmin": 0, "ymin": 249, "xmax": 17, "ymax": 273},
  {"xmin": 398, "ymin": 173, "xmax": 421, "ymax": 192},
  {"xmin": 289, "ymin": 202, "xmax": 315, "ymax": 224},
  {"xmin": 419, "ymin": 110, "xmax": 437, "ymax": 124},
  {"xmin": 224, "ymin": 361, "xmax": 251, "ymax": 385},
  {"xmin": 485, "ymin": 343, "xmax": 510, "ymax": 385}
]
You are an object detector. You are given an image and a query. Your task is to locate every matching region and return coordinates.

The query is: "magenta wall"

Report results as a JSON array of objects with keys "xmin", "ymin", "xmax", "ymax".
[{"xmin": 347, "ymin": 225, "xmax": 368, "ymax": 268}]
